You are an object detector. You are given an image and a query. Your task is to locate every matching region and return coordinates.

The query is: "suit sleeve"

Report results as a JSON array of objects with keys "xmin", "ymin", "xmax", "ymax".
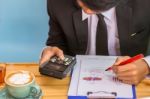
[{"xmin": 46, "ymin": 0, "xmax": 68, "ymax": 53}]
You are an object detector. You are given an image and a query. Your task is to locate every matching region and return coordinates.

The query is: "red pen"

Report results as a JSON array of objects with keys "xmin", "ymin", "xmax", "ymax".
[{"xmin": 105, "ymin": 54, "xmax": 144, "ymax": 71}]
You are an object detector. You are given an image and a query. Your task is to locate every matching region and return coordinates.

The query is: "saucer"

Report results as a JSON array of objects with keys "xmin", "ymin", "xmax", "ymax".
[{"xmin": 0, "ymin": 87, "xmax": 43, "ymax": 99}]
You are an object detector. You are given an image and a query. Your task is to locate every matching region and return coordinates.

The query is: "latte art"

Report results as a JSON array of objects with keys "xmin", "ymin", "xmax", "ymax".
[{"xmin": 7, "ymin": 72, "xmax": 32, "ymax": 85}]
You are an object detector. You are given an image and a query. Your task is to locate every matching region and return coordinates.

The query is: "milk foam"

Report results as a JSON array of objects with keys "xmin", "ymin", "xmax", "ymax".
[{"xmin": 8, "ymin": 73, "xmax": 31, "ymax": 85}]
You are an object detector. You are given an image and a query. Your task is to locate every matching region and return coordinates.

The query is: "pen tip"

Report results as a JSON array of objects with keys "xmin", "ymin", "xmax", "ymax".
[{"xmin": 105, "ymin": 67, "xmax": 112, "ymax": 71}]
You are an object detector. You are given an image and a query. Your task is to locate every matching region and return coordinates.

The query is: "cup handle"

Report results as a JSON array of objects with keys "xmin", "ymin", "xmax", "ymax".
[{"xmin": 29, "ymin": 83, "xmax": 41, "ymax": 97}]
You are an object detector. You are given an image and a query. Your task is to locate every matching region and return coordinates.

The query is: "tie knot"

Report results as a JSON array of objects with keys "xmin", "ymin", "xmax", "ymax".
[{"xmin": 97, "ymin": 14, "xmax": 104, "ymax": 19}]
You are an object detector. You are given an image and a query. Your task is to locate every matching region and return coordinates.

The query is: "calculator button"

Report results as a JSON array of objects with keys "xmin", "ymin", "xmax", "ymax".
[
  {"xmin": 58, "ymin": 60, "xmax": 63, "ymax": 64},
  {"xmin": 64, "ymin": 58, "xmax": 69, "ymax": 62},
  {"xmin": 51, "ymin": 58, "xmax": 56, "ymax": 63}
]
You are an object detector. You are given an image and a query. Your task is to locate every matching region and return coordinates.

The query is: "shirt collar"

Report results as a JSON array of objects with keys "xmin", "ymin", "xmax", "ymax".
[
  {"xmin": 82, "ymin": 10, "xmax": 90, "ymax": 21},
  {"xmin": 82, "ymin": 7, "xmax": 116, "ymax": 21}
]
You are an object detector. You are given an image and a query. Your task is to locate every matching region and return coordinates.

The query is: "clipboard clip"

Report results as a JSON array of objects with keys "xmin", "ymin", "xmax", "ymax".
[{"xmin": 87, "ymin": 91, "xmax": 117, "ymax": 99}]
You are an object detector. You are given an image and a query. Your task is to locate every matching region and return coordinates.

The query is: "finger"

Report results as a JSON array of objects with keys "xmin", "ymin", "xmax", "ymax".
[
  {"xmin": 116, "ymin": 69, "xmax": 135, "ymax": 77},
  {"xmin": 118, "ymin": 76, "xmax": 140, "ymax": 85},
  {"xmin": 117, "ymin": 75, "xmax": 133, "ymax": 81},
  {"xmin": 39, "ymin": 51, "xmax": 54, "ymax": 65},
  {"xmin": 53, "ymin": 47, "xmax": 65, "ymax": 60},
  {"xmin": 113, "ymin": 56, "xmax": 131, "ymax": 73},
  {"xmin": 116, "ymin": 63, "xmax": 136, "ymax": 72},
  {"xmin": 114, "ymin": 56, "xmax": 131, "ymax": 66},
  {"xmin": 122, "ymin": 79, "xmax": 140, "ymax": 85},
  {"xmin": 116, "ymin": 69, "xmax": 141, "ymax": 85},
  {"xmin": 116, "ymin": 73, "xmax": 135, "ymax": 81},
  {"xmin": 121, "ymin": 80, "xmax": 134, "ymax": 85},
  {"xmin": 56, "ymin": 50, "xmax": 65, "ymax": 60},
  {"xmin": 112, "ymin": 65, "xmax": 117, "ymax": 73},
  {"xmin": 113, "ymin": 64, "xmax": 129, "ymax": 73},
  {"xmin": 112, "ymin": 77, "xmax": 133, "ymax": 85}
]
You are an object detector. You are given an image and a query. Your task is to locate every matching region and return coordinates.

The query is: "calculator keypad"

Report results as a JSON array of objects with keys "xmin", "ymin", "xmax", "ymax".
[{"xmin": 50, "ymin": 56, "xmax": 75, "ymax": 66}]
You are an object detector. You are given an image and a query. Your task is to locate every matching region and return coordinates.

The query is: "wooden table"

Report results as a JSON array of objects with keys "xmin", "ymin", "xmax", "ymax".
[{"xmin": 1, "ymin": 63, "xmax": 150, "ymax": 99}]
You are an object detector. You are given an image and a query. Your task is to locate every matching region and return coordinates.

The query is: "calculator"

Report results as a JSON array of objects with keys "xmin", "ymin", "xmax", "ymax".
[{"xmin": 39, "ymin": 55, "xmax": 76, "ymax": 79}]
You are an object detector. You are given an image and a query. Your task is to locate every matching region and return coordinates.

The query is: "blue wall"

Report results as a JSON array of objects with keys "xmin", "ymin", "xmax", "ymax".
[{"xmin": 0, "ymin": 0, "xmax": 49, "ymax": 62}]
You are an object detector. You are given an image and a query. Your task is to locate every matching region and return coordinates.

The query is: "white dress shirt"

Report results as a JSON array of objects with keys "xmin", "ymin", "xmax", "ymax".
[
  {"xmin": 82, "ymin": 7, "xmax": 150, "ymax": 67},
  {"xmin": 84, "ymin": 7, "xmax": 121, "ymax": 56}
]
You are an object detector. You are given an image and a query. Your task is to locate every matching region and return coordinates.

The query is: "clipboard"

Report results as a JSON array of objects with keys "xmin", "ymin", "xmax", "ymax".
[{"xmin": 68, "ymin": 55, "xmax": 136, "ymax": 99}]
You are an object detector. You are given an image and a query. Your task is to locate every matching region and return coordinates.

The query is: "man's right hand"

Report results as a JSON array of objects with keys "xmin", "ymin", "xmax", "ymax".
[{"xmin": 39, "ymin": 46, "xmax": 65, "ymax": 65}]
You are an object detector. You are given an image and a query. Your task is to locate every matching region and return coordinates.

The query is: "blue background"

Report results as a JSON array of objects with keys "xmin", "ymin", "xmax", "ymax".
[
  {"xmin": 0, "ymin": 0, "xmax": 150, "ymax": 63},
  {"xmin": 0, "ymin": 0, "xmax": 49, "ymax": 62}
]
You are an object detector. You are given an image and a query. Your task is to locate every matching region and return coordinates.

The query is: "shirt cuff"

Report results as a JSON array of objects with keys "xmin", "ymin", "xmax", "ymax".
[{"xmin": 143, "ymin": 56, "xmax": 150, "ymax": 68}]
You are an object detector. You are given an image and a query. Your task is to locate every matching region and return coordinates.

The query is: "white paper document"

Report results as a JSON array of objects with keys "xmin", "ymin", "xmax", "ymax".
[{"xmin": 68, "ymin": 55, "xmax": 136, "ymax": 99}]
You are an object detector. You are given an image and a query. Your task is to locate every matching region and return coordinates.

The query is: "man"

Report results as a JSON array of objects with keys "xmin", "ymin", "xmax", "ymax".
[{"xmin": 40, "ymin": 0, "xmax": 150, "ymax": 85}]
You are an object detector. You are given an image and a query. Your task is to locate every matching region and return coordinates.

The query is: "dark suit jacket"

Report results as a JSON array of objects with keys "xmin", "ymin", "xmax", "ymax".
[{"xmin": 46, "ymin": 0, "xmax": 150, "ymax": 56}]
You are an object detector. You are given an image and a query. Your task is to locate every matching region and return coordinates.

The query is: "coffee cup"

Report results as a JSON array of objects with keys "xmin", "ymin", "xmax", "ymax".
[{"xmin": 4, "ymin": 70, "xmax": 40, "ymax": 98}]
